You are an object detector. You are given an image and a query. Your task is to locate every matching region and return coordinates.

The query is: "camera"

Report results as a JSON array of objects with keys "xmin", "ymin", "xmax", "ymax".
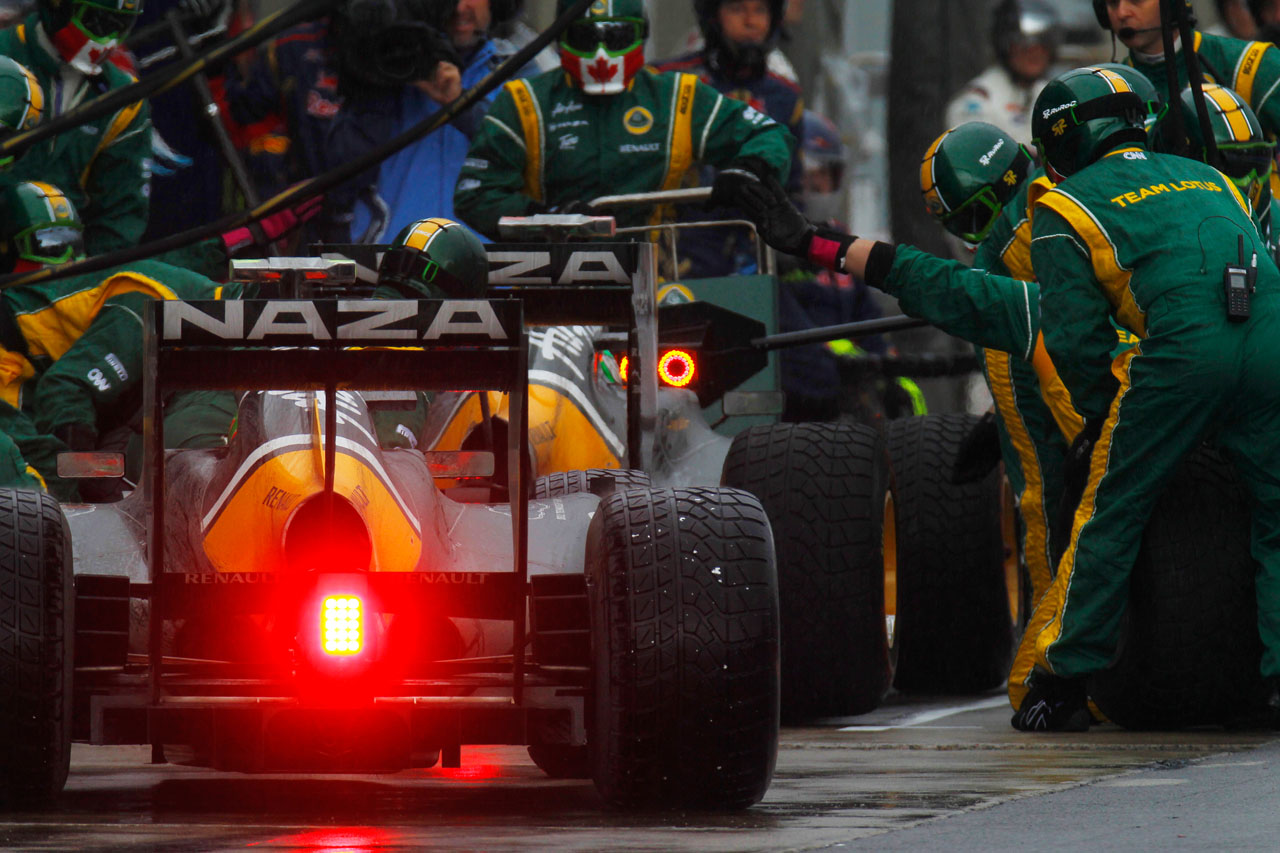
[{"xmin": 336, "ymin": 0, "xmax": 460, "ymax": 91}]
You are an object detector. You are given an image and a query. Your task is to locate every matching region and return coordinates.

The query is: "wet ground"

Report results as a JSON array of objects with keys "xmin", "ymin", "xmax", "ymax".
[{"xmin": 3, "ymin": 691, "xmax": 1275, "ymax": 851}]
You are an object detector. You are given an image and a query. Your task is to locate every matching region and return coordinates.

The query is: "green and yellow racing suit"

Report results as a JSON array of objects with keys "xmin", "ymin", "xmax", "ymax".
[
  {"xmin": 454, "ymin": 66, "xmax": 795, "ymax": 238},
  {"xmin": 0, "ymin": 17, "xmax": 151, "ymax": 254}
]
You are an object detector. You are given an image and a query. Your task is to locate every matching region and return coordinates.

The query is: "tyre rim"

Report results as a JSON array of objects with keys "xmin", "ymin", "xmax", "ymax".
[
  {"xmin": 883, "ymin": 491, "xmax": 898, "ymax": 647},
  {"xmin": 1000, "ymin": 477, "xmax": 1021, "ymax": 626}
]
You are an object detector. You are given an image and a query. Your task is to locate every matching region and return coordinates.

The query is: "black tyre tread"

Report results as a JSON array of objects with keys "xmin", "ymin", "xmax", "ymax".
[
  {"xmin": 721, "ymin": 422, "xmax": 890, "ymax": 721},
  {"xmin": 887, "ymin": 414, "xmax": 1014, "ymax": 693},
  {"xmin": 0, "ymin": 488, "xmax": 73, "ymax": 804},
  {"xmin": 532, "ymin": 469, "xmax": 651, "ymax": 499},
  {"xmin": 527, "ymin": 743, "xmax": 591, "ymax": 779},
  {"xmin": 1089, "ymin": 447, "xmax": 1261, "ymax": 729},
  {"xmin": 588, "ymin": 487, "xmax": 779, "ymax": 810}
]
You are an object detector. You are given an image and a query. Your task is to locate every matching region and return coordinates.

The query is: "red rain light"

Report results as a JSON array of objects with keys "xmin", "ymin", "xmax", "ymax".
[
  {"xmin": 658, "ymin": 349, "xmax": 696, "ymax": 388},
  {"xmin": 322, "ymin": 595, "xmax": 363, "ymax": 656}
]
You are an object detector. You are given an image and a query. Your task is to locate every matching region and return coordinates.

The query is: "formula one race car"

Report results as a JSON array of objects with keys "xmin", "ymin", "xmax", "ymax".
[
  {"xmin": 406, "ymin": 214, "xmax": 1022, "ymax": 723},
  {"xmin": 0, "ymin": 290, "xmax": 782, "ymax": 809}
]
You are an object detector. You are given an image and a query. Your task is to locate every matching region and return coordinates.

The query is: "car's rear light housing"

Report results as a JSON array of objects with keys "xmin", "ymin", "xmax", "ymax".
[
  {"xmin": 322, "ymin": 595, "xmax": 363, "ymax": 656},
  {"xmin": 658, "ymin": 349, "xmax": 696, "ymax": 388}
]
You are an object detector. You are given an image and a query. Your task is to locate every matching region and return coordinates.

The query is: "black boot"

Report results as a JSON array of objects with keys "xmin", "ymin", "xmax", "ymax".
[{"xmin": 1011, "ymin": 670, "xmax": 1091, "ymax": 732}]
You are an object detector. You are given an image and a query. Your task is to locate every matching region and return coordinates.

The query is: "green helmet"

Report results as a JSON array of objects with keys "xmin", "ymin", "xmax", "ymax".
[
  {"xmin": 378, "ymin": 218, "xmax": 488, "ymax": 299},
  {"xmin": 1087, "ymin": 63, "xmax": 1164, "ymax": 128},
  {"xmin": 0, "ymin": 181, "xmax": 85, "ymax": 271},
  {"xmin": 0, "ymin": 57, "xmax": 42, "ymax": 147},
  {"xmin": 556, "ymin": 0, "xmax": 645, "ymax": 18},
  {"xmin": 920, "ymin": 122, "xmax": 1033, "ymax": 245},
  {"xmin": 1158, "ymin": 83, "xmax": 1274, "ymax": 211},
  {"xmin": 557, "ymin": 0, "xmax": 648, "ymax": 95},
  {"xmin": 1031, "ymin": 65, "xmax": 1150, "ymax": 179}
]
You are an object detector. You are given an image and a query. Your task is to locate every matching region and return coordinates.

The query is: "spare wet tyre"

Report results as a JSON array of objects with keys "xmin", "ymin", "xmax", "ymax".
[
  {"xmin": 1089, "ymin": 447, "xmax": 1262, "ymax": 729},
  {"xmin": 887, "ymin": 414, "xmax": 1021, "ymax": 694},
  {"xmin": 722, "ymin": 422, "xmax": 893, "ymax": 721}
]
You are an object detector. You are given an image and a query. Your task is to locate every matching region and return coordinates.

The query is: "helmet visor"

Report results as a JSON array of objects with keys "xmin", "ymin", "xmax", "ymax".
[
  {"xmin": 14, "ymin": 223, "xmax": 85, "ymax": 265},
  {"xmin": 73, "ymin": 0, "xmax": 140, "ymax": 42},
  {"xmin": 1216, "ymin": 142, "xmax": 1276, "ymax": 182},
  {"xmin": 561, "ymin": 19, "xmax": 644, "ymax": 57},
  {"xmin": 940, "ymin": 186, "xmax": 1004, "ymax": 244}
]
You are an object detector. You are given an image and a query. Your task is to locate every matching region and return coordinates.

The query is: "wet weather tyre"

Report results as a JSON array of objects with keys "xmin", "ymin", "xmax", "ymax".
[
  {"xmin": 1089, "ymin": 448, "xmax": 1261, "ymax": 729},
  {"xmin": 586, "ymin": 487, "xmax": 779, "ymax": 810},
  {"xmin": 0, "ymin": 489, "xmax": 73, "ymax": 806},
  {"xmin": 527, "ymin": 743, "xmax": 590, "ymax": 779},
  {"xmin": 533, "ymin": 469, "xmax": 651, "ymax": 499},
  {"xmin": 887, "ymin": 414, "xmax": 1016, "ymax": 693},
  {"xmin": 722, "ymin": 422, "xmax": 892, "ymax": 721}
]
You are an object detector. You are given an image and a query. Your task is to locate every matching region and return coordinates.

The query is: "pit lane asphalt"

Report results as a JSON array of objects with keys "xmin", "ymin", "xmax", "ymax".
[{"xmin": 2, "ymin": 690, "xmax": 1274, "ymax": 852}]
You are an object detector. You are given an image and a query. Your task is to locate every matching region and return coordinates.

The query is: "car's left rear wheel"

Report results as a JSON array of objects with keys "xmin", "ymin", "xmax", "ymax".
[{"xmin": 0, "ymin": 489, "xmax": 74, "ymax": 807}]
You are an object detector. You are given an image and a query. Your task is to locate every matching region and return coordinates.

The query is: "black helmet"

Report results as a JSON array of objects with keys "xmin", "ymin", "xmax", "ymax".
[
  {"xmin": 694, "ymin": 0, "xmax": 786, "ymax": 81},
  {"xmin": 992, "ymin": 0, "xmax": 1060, "ymax": 77}
]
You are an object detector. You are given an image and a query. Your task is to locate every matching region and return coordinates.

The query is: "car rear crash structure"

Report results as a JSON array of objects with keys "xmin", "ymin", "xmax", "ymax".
[{"xmin": 0, "ymin": 292, "xmax": 782, "ymax": 809}]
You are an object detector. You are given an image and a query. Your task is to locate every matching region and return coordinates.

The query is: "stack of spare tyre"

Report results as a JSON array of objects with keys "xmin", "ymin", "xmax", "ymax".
[{"xmin": 719, "ymin": 414, "xmax": 1262, "ymax": 729}]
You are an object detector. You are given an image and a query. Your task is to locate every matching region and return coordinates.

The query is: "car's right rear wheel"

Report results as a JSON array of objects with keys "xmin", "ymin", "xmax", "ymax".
[{"xmin": 586, "ymin": 486, "xmax": 779, "ymax": 810}]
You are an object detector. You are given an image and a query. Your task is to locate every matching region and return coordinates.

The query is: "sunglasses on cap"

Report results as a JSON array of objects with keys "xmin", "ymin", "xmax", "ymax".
[
  {"xmin": 72, "ymin": 0, "xmax": 141, "ymax": 42},
  {"xmin": 12, "ymin": 223, "xmax": 85, "ymax": 266},
  {"xmin": 560, "ymin": 18, "xmax": 646, "ymax": 57}
]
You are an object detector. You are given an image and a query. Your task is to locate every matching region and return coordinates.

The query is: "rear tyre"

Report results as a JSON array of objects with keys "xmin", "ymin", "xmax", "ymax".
[
  {"xmin": 527, "ymin": 743, "xmax": 590, "ymax": 779},
  {"xmin": 532, "ymin": 469, "xmax": 651, "ymax": 499},
  {"xmin": 587, "ymin": 487, "xmax": 779, "ymax": 810},
  {"xmin": 0, "ymin": 489, "xmax": 73, "ymax": 805},
  {"xmin": 1089, "ymin": 447, "xmax": 1261, "ymax": 729},
  {"xmin": 722, "ymin": 422, "xmax": 892, "ymax": 721},
  {"xmin": 887, "ymin": 414, "xmax": 1018, "ymax": 693}
]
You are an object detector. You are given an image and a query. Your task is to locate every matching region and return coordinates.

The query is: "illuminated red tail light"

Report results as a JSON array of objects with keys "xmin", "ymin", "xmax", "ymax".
[
  {"xmin": 322, "ymin": 595, "xmax": 363, "ymax": 656},
  {"xmin": 658, "ymin": 349, "xmax": 696, "ymax": 388}
]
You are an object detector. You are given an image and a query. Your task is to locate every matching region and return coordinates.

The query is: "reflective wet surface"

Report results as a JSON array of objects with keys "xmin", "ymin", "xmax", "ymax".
[{"xmin": 3, "ymin": 691, "xmax": 1275, "ymax": 851}]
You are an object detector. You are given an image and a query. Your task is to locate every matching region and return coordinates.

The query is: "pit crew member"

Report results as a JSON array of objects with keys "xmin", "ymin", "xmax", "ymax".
[
  {"xmin": 452, "ymin": 0, "xmax": 795, "ymax": 240},
  {"xmin": 0, "ymin": 0, "xmax": 152, "ymax": 254},
  {"xmin": 720, "ymin": 64, "xmax": 1280, "ymax": 732},
  {"xmin": 945, "ymin": 0, "xmax": 1060, "ymax": 144},
  {"xmin": 339, "ymin": 0, "xmax": 540, "ymax": 242},
  {"xmin": 1099, "ymin": 0, "xmax": 1280, "ymax": 141},
  {"xmin": 1153, "ymin": 82, "xmax": 1278, "ymax": 258},
  {"xmin": 652, "ymin": 0, "xmax": 804, "ymax": 277},
  {"xmin": 0, "ymin": 182, "xmax": 240, "ymax": 499}
]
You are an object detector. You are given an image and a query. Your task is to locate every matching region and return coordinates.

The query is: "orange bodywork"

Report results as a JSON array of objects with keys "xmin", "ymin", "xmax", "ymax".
[
  {"xmin": 433, "ymin": 388, "xmax": 621, "ymax": 478},
  {"xmin": 203, "ymin": 446, "xmax": 422, "ymax": 574}
]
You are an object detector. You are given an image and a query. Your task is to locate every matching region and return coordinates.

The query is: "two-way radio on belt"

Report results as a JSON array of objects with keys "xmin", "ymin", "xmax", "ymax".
[{"xmin": 0, "ymin": 0, "xmax": 598, "ymax": 291}]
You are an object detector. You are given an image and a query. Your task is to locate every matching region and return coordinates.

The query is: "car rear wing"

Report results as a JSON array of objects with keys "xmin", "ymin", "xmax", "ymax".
[
  {"xmin": 318, "ymin": 242, "xmax": 661, "ymax": 473},
  {"xmin": 142, "ymin": 298, "xmax": 533, "ymax": 705}
]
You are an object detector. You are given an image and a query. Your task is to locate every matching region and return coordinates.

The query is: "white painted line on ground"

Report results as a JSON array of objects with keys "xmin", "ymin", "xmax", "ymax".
[
  {"xmin": 1100, "ymin": 778, "xmax": 1188, "ymax": 787},
  {"xmin": 839, "ymin": 696, "xmax": 1009, "ymax": 732}
]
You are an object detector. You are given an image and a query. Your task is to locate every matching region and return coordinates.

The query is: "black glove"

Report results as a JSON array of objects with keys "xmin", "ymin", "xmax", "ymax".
[
  {"xmin": 54, "ymin": 423, "xmax": 98, "ymax": 453},
  {"xmin": 951, "ymin": 410, "xmax": 1003, "ymax": 484},
  {"xmin": 1011, "ymin": 670, "xmax": 1091, "ymax": 732},
  {"xmin": 709, "ymin": 166, "xmax": 856, "ymax": 268}
]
